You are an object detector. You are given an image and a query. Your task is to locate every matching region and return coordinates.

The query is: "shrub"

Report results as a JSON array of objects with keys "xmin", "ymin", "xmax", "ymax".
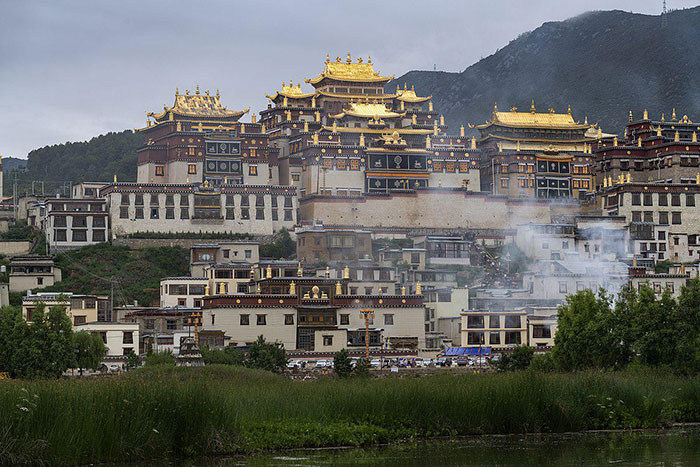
[
  {"xmin": 145, "ymin": 350, "xmax": 175, "ymax": 366},
  {"xmin": 333, "ymin": 349, "xmax": 353, "ymax": 378},
  {"xmin": 246, "ymin": 335, "xmax": 286, "ymax": 373}
]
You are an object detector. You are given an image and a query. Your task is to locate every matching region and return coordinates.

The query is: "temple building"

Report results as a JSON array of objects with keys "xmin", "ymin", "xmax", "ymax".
[
  {"xmin": 100, "ymin": 87, "xmax": 297, "ymax": 237},
  {"xmin": 475, "ymin": 102, "xmax": 601, "ymax": 200},
  {"xmin": 260, "ymin": 54, "xmax": 480, "ymax": 199},
  {"xmin": 593, "ymin": 109, "xmax": 700, "ymax": 187}
]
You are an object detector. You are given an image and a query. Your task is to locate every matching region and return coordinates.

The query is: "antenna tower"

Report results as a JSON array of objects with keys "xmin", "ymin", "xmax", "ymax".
[{"xmin": 661, "ymin": 0, "xmax": 668, "ymax": 28}]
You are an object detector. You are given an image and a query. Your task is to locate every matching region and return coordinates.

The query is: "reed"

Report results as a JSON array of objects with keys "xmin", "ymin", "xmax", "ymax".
[{"xmin": 1, "ymin": 366, "xmax": 698, "ymax": 464}]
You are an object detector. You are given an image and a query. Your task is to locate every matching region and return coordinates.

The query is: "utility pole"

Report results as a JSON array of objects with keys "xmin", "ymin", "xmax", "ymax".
[
  {"xmin": 662, "ymin": 0, "xmax": 668, "ymax": 28},
  {"xmin": 360, "ymin": 309, "xmax": 374, "ymax": 360}
]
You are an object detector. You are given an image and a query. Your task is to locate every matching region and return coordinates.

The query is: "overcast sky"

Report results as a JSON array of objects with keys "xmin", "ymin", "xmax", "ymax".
[{"xmin": 1, "ymin": 0, "xmax": 698, "ymax": 158}]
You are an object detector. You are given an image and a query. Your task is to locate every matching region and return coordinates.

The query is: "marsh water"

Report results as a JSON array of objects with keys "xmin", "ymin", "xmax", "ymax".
[{"xmin": 201, "ymin": 428, "xmax": 700, "ymax": 466}]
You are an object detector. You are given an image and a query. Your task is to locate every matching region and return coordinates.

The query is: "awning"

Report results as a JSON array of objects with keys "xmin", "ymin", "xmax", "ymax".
[{"xmin": 444, "ymin": 347, "xmax": 491, "ymax": 356}]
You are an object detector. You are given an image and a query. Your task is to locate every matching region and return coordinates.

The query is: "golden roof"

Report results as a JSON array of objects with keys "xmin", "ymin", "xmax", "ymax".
[
  {"xmin": 149, "ymin": 87, "xmax": 249, "ymax": 121},
  {"xmin": 321, "ymin": 126, "xmax": 432, "ymax": 135},
  {"xmin": 266, "ymin": 81, "xmax": 316, "ymax": 101},
  {"xmin": 477, "ymin": 103, "xmax": 589, "ymax": 130},
  {"xmin": 395, "ymin": 85, "xmax": 431, "ymax": 103},
  {"xmin": 306, "ymin": 53, "xmax": 393, "ymax": 85},
  {"xmin": 334, "ymin": 103, "xmax": 404, "ymax": 119}
]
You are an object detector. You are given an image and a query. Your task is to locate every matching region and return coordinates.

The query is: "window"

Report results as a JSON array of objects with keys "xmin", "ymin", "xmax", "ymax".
[
  {"xmin": 672, "ymin": 212, "xmax": 682, "ymax": 225},
  {"xmin": 340, "ymin": 314, "xmax": 349, "ymax": 325},
  {"xmin": 467, "ymin": 331, "xmax": 485, "ymax": 345},
  {"xmin": 284, "ymin": 314, "xmax": 294, "ymax": 325},
  {"xmin": 72, "ymin": 217, "xmax": 87, "ymax": 227},
  {"xmin": 559, "ymin": 282, "xmax": 568, "ymax": 294},
  {"xmin": 364, "ymin": 287, "xmax": 373, "ymax": 295},
  {"xmin": 643, "ymin": 193, "xmax": 653, "ymax": 206},
  {"xmin": 73, "ymin": 316, "xmax": 86, "ymax": 325},
  {"xmin": 632, "ymin": 193, "xmax": 641, "ymax": 205},
  {"xmin": 165, "ymin": 195, "xmax": 174, "ymax": 206},
  {"xmin": 166, "ymin": 207, "xmax": 175, "ymax": 219},
  {"xmin": 672, "ymin": 194, "xmax": 681, "ymax": 206},
  {"xmin": 489, "ymin": 332, "xmax": 500, "ymax": 345},
  {"xmin": 119, "ymin": 207, "xmax": 128, "ymax": 219},
  {"xmin": 123, "ymin": 331, "xmax": 134, "ymax": 344},
  {"xmin": 666, "ymin": 282, "xmax": 675, "ymax": 293},
  {"xmin": 541, "ymin": 242, "xmax": 549, "ymax": 249},
  {"xmin": 54, "ymin": 229, "xmax": 67, "ymax": 242},
  {"xmin": 188, "ymin": 164, "xmax": 197, "ymax": 174},
  {"xmin": 151, "ymin": 208, "xmax": 159, "ymax": 219},
  {"xmin": 467, "ymin": 315, "xmax": 484, "ymax": 328},
  {"xmin": 245, "ymin": 250, "xmax": 252, "ymax": 259},
  {"xmin": 241, "ymin": 208, "xmax": 249, "ymax": 220},
  {"xmin": 532, "ymin": 325, "xmax": 552, "ymax": 339},
  {"xmin": 284, "ymin": 209, "xmax": 293, "ymax": 221},
  {"xmin": 120, "ymin": 194, "xmax": 130, "ymax": 206},
  {"xmin": 658, "ymin": 231, "xmax": 666, "ymax": 241},
  {"xmin": 145, "ymin": 319, "xmax": 155, "ymax": 330},
  {"xmin": 256, "ymin": 208, "xmax": 265, "ymax": 220},
  {"xmin": 72, "ymin": 230, "xmax": 87, "ymax": 242},
  {"xmin": 644, "ymin": 211, "xmax": 654, "ymax": 223},
  {"xmin": 256, "ymin": 314, "xmax": 267, "ymax": 325},
  {"xmin": 632, "ymin": 211, "xmax": 642, "ymax": 222},
  {"xmin": 135, "ymin": 194, "xmax": 144, "ymax": 206},
  {"xmin": 505, "ymin": 331, "xmax": 522, "ymax": 345},
  {"xmin": 93, "ymin": 216, "xmax": 106, "ymax": 227},
  {"xmin": 384, "ymin": 314, "xmax": 394, "ymax": 325},
  {"xmin": 240, "ymin": 314, "xmax": 249, "ymax": 325},
  {"xmin": 135, "ymin": 207, "xmax": 144, "ymax": 219},
  {"xmin": 504, "ymin": 315, "xmax": 521, "ymax": 328},
  {"xmin": 178, "ymin": 298, "xmax": 186, "ymax": 307},
  {"xmin": 249, "ymin": 165, "xmax": 258, "ymax": 176},
  {"xmin": 92, "ymin": 230, "xmax": 105, "ymax": 242},
  {"xmin": 323, "ymin": 335, "xmax": 333, "ymax": 346},
  {"xmin": 99, "ymin": 331, "xmax": 107, "ymax": 344},
  {"xmin": 658, "ymin": 193, "xmax": 668, "ymax": 206},
  {"xmin": 155, "ymin": 166, "xmax": 164, "ymax": 176},
  {"xmin": 562, "ymin": 240, "xmax": 569, "ymax": 249},
  {"xmin": 489, "ymin": 315, "xmax": 499, "ymax": 328},
  {"xmin": 181, "ymin": 208, "xmax": 190, "ymax": 219},
  {"xmin": 659, "ymin": 212, "xmax": 669, "ymax": 225},
  {"xmin": 687, "ymin": 194, "xmax": 695, "ymax": 207},
  {"xmin": 54, "ymin": 215, "xmax": 67, "ymax": 227},
  {"xmin": 166, "ymin": 320, "xmax": 177, "ymax": 330}
]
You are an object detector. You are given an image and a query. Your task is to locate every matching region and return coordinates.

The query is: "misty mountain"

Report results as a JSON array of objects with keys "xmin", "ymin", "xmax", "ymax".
[
  {"xmin": 393, "ymin": 7, "xmax": 700, "ymax": 134},
  {"xmin": 2, "ymin": 157, "xmax": 27, "ymax": 172}
]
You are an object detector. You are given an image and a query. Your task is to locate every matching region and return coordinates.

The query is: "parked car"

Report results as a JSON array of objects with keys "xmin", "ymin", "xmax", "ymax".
[
  {"xmin": 369, "ymin": 358, "xmax": 381, "ymax": 368},
  {"xmin": 456, "ymin": 357, "xmax": 469, "ymax": 367}
]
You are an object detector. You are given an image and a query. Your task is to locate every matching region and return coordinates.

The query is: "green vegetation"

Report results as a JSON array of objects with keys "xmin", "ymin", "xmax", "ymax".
[
  {"xmin": 0, "ymin": 305, "xmax": 74, "ymax": 378},
  {"xmin": 333, "ymin": 349, "xmax": 353, "ymax": 378},
  {"xmin": 553, "ymin": 280, "xmax": 700, "ymax": 373},
  {"xmin": 123, "ymin": 231, "xmax": 254, "ymax": 240},
  {"xmin": 201, "ymin": 345, "xmax": 245, "ymax": 366},
  {"xmin": 72, "ymin": 331, "xmax": 106, "ymax": 375},
  {"xmin": 37, "ymin": 243, "xmax": 189, "ymax": 306},
  {"xmin": 145, "ymin": 350, "xmax": 176, "ymax": 366},
  {"xmin": 246, "ymin": 335, "xmax": 287, "ymax": 373},
  {"xmin": 0, "ymin": 221, "xmax": 34, "ymax": 241},
  {"xmin": 4, "ymin": 366, "xmax": 700, "ymax": 464},
  {"xmin": 259, "ymin": 228, "xmax": 295, "ymax": 260},
  {"xmin": 495, "ymin": 345, "xmax": 534, "ymax": 372},
  {"xmin": 5, "ymin": 130, "xmax": 142, "ymax": 196}
]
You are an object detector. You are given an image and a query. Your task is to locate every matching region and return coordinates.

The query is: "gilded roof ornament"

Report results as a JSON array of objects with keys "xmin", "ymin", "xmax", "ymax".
[
  {"xmin": 568, "ymin": 105, "xmax": 572, "ymax": 115},
  {"xmin": 628, "ymin": 110, "xmax": 633, "ymax": 122},
  {"xmin": 672, "ymin": 108, "xmax": 677, "ymax": 121},
  {"xmin": 346, "ymin": 52, "xmax": 352, "ymax": 63},
  {"xmin": 196, "ymin": 84, "xmax": 200, "ymax": 95},
  {"xmin": 325, "ymin": 54, "xmax": 330, "ymax": 64},
  {"xmin": 530, "ymin": 100, "xmax": 536, "ymax": 113},
  {"xmin": 643, "ymin": 109, "xmax": 648, "ymax": 119}
]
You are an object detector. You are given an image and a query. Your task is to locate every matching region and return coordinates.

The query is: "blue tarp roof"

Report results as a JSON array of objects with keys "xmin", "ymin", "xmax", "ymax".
[{"xmin": 444, "ymin": 347, "xmax": 491, "ymax": 356}]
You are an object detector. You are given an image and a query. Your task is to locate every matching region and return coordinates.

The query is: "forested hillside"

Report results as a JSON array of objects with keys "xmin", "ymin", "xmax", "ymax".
[{"xmin": 392, "ymin": 7, "xmax": 700, "ymax": 133}]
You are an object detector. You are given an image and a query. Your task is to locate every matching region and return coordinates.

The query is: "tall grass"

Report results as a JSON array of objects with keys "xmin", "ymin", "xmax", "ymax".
[{"xmin": 1, "ymin": 366, "xmax": 699, "ymax": 464}]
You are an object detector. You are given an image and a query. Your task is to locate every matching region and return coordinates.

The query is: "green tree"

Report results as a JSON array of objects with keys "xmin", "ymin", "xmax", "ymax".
[
  {"xmin": 73, "ymin": 331, "xmax": 107, "ymax": 375},
  {"xmin": 352, "ymin": 357, "xmax": 371, "ymax": 377},
  {"xmin": 259, "ymin": 229, "xmax": 296, "ymax": 259},
  {"xmin": 246, "ymin": 335, "xmax": 287, "ymax": 373},
  {"xmin": 333, "ymin": 349, "xmax": 353, "ymax": 378},
  {"xmin": 674, "ymin": 279, "xmax": 700, "ymax": 373},
  {"xmin": 0, "ymin": 306, "xmax": 26, "ymax": 375},
  {"xmin": 495, "ymin": 345, "xmax": 535, "ymax": 372},
  {"xmin": 553, "ymin": 289, "xmax": 632, "ymax": 371},
  {"xmin": 125, "ymin": 350, "xmax": 141, "ymax": 370},
  {"xmin": 145, "ymin": 350, "xmax": 175, "ymax": 366},
  {"xmin": 629, "ymin": 286, "xmax": 678, "ymax": 367},
  {"xmin": 201, "ymin": 346, "xmax": 245, "ymax": 366}
]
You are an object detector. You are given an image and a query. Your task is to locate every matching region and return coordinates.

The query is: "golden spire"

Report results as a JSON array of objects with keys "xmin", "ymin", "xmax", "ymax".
[
  {"xmin": 256, "ymin": 283, "xmax": 261, "ymax": 294},
  {"xmin": 359, "ymin": 133, "xmax": 365, "ymax": 146},
  {"xmin": 697, "ymin": 173, "xmax": 700, "ymax": 185},
  {"xmin": 176, "ymin": 120, "xmax": 181, "ymax": 132},
  {"xmin": 428, "ymin": 101, "xmax": 433, "ymax": 112},
  {"xmin": 603, "ymin": 177, "xmax": 608, "ymax": 188},
  {"xmin": 367, "ymin": 55, "xmax": 372, "ymax": 64},
  {"xmin": 285, "ymin": 110, "xmax": 291, "ymax": 121},
  {"xmin": 412, "ymin": 114, "xmax": 417, "ymax": 125},
  {"xmin": 401, "ymin": 286, "xmax": 406, "ymax": 296},
  {"xmin": 693, "ymin": 131, "xmax": 697, "ymax": 143},
  {"xmin": 613, "ymin": 136, "xmax": 618, "ymax": 146},
  {"xmin": 218, "ymin": 282, "xmax": 225, "ymax": 295},
  {"xmin": 568, "ymin": 105, "xmax": 572, "ymax": 115},
  {"xmin": 530, "ymin": 100, "xmax": 536, "ymax": 113},
  {"xmin": 416, "ymin": 281, "xmax": 422, "ymax": 295},
  {"xmin": 335, "ymin": 281, "xmax": 342, "ymax": 296},
  {"xmin": 197, "ymin": 122, "xmax": 203, "ymax": 132},
  {"xmin": 315, "ymin": 110, "xmax": 320, "ymax": 122},
  {"xmin": 626, "ymin": 173, "xmax": 632, "ymax": 183},
  {"xmin": 113, "ymin": 174, "xmax": 117, "ymax": 183},
  {"xmin": 440, "ymin": 115, "xmax": 445, "ymax": 126},
  {"xmin": 433, "ymin": 122, "xmax": 438, "ymax": 136},
  {"xmin": 311, "ymin": 96, "xmax": 316, "ymax": 107},
  {"xmin": 516, "ymin": 140, "xmax": 521, "ymax": 152},
  {"xmin": 303, "ymin": 120, "xmax": 309, "ymax": 132},
  {"xmin": 266, "ymin": 264, "xmax": 272, "ymax": 278},
  {"xmin": 297, "ymin": 262, "xmax": 303, "ymax": 277},
  {"xmin": 325, "ymin": 266, "xmax": 330, "ymax": 278},
  {"xmin": 597, "ymin": 127, "xmax": 602, "ymax": 138},
  {"xmin": 672, "ymin": 108, "xmax": 677, "ymax": 121},
  {"xmin": 332, "ymin": 120, "xmax": 337, "ymax": 133},
  {"xmin": 289, "ymin": 281, "xmax": 296, "ymax": 295},
  {"xmin": 657, "ymin": 126, "xmax": 662, "ymax": 137},
  {"xmin": 400, "ymin": 100, "xmax": 405, "ymax": 111},
  {"xmin": 313, "ymin": 132, "xmax": 319, "ymax": 145},
  {"xmin": 675, "ymin": 131, "xmax": 680, "ymax": 142},
  {"xmin": 425, "ymin": 135, "xmax": 431, "ymax": 149},
  {"xmin": 460, "ymin": 125, "xmax": 465, "ymax": 137},
  {"xmin": 343, "ymin": 265, "xmax": 350, "ymax": 279},
  {"xmin": 643, "ymin": 109, "xmax": 649, "ymax": 120},
  {"xmin": 471, "ymin": 136, "xmax": 476, "ymax": 149},
  {"xmin": 325, "ymin": 54, "xmax": 330, "ymax": 64},
  {"xmin": 628, "ymin": 110, "xmax": 633, "ymax": 122},
  {"xmin": 196, "ymin": 84, "xmax": 200, "ymax": 95},
  {"xmin": 498, "ymin": 142, "xmax": 503, "ymax": 153},
  {"xmin": 638, "ymin": 136, "xmax": 642, "ymax": 147},
  {"xmin": 205, "ymin": 284, "xmax": 210, "ymax": 296},
  {"xmin": 661, "ymin": 113, "xmax": 665, "ymax": 122},
  {"xmin": 283, "ymin": 96, "xmax": 288, "ymax": 107},
  {"xmin": 251, "ymin": 113, "xmax": 256, "ymax": 124},
  {"xmin": 346, "ymin": 52, "xmax": 352, "ymax": 63}
]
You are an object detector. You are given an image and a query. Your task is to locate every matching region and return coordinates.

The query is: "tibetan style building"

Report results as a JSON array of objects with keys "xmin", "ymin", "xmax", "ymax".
[
  {"xmin": 101, "ymin": 87, "xmax": 297, "ymax": 237},
  {"xmin": 260, "ymin": 54, "xmax": 480, "ymax": 199},
  {"xmin": 593, "ymin": 109, "xmax": 700, "ymax": 187},
  {"xmin": 476, "ymin": 102, "xmax": 601, "ymax": 200}
]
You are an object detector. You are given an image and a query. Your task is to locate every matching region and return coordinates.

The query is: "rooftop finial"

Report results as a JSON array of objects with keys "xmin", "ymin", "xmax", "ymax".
[
  {"xmin": 629, "ymin": 110, "xmax": 633, "ymax": 122},
  {"xmin": 325, "ymin": 54, "xmax": 330, "ymax": 63},
  {"xmin": 346, "ymin": 52, "xmax": 352, "ymax": 63},
  {"xmin": 568, "ymin": 105, "xmax": 572, "ymax": 115},
  {"xmin": 289, "ymin": 78, "xmax": 293, "ymax": 87},
  {"xmin": 643, "ymin": 108, "xmax": 648, "ymax": 120},
  {"xmin": 175, "ymin": 87, "xmax": 179, "ymax": 96},
  {"xmin": 196, "ymin": 84, "xmax": 200, "ymax": 95},
  {"xmin": 367, "ymin": 55, "xmax": 372, "ymax": 64},
  {"xmin": 530, "ymin": 100, "xmax": 536, "ymax": 113},
  {"xmin": 672, "ymin": 108, "xmax": 677, "ymax": 121}
]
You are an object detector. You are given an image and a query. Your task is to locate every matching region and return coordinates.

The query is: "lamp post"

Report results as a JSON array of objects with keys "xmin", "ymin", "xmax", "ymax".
[{"xmin": 359, "ymin": 309, "xmax": 374, "ymax": 360}]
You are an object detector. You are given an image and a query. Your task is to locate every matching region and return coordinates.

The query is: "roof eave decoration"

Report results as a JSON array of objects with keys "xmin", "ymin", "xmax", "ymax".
[
  {"xmin": 148, "ymin": 87, "xmax": 249, "ymax": 121},
  {"xmin": 306, "ymin": 53, "xmax": 393, "ymax": 85}
]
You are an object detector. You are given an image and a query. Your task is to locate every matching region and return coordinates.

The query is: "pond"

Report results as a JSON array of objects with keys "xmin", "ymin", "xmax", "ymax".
[{"xmin": 219, "ymin": 428, "xmax": 700, "ymax": 466}]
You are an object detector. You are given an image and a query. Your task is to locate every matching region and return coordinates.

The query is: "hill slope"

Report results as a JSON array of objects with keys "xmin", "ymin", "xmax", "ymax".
[{"xmin": 393, "ymin": 7, "xmax": 700, "ymax": 133}]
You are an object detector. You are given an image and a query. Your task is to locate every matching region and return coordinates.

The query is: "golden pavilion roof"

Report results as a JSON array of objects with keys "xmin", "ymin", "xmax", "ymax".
[
  {"xmin": 333, "ymin": 103, "xmax": 405, "ymax": 119},
  {"xmin": 149, "ymin": 86, "xmax": 249, "ymax": 121},
  {"xmin": 306, "ymin": 54, "xmax": 393, "ymax": 85},
  {"xmin": 476, "ymin": 103, "xmax": 589, "ymax": 130},
  {"xmin": 266, "ymin": 81, "xmax": 316, "ymax": 101},
  {"xmin": 395, "ymin": 84, "xmax": 431, "ymax": 103}
]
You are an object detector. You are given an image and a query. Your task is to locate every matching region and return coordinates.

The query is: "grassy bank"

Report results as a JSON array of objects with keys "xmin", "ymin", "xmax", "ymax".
[{"xmin": 2, "ymin": 366, "xmax": 700, "ymax": 464}]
